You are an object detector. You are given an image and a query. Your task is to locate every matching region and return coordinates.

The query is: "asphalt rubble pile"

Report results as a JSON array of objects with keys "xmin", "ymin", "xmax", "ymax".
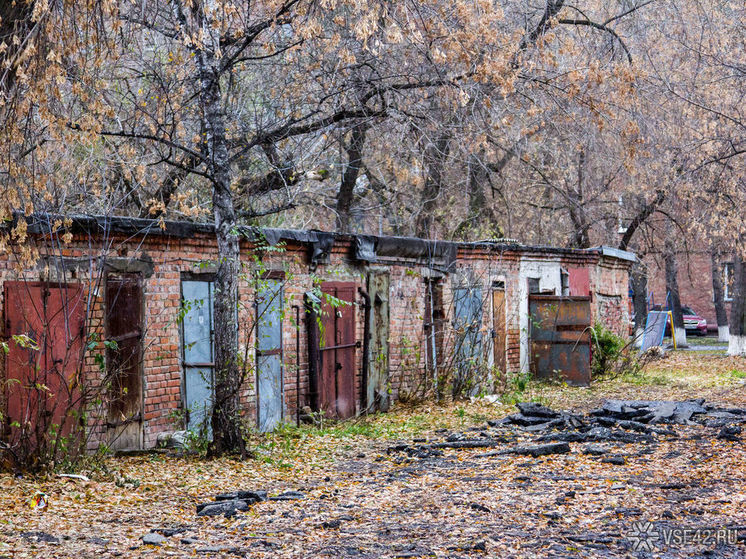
[
  {"xmin": 387, "ymin": 399, "xmax": 745, "ymax": 460},
  {"xmin": 195, "ymin": 489, "xmax": 305, "ymax": 518}
]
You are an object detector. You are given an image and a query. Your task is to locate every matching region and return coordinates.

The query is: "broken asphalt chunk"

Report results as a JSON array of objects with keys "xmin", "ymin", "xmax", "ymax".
[
  {"xmin": 270, "ymin": 490, "xmax": 305, "ymax": 501},
  {"xmin": 717, "ymin": 424, "xmax": 742, "ymax": 441},
  {"xmin": 215, "ymin": 490, "xmax": 267, "ymax": 503},
  {"xmin": 21, "ymin": 531, "xmax": 59, "ymax": 544},
  {"xmin": 141, "ymin": 533, "xmax": 167, "ymax": 546},
  {"xmin": 582, "ymin": 444, "xmax": 608, "ymax": 456},
  {"xmin": 507, "ymin": 442, "xmax": 571, "ymax": 457},
  {"xmin": 196, "ymin": 499, "xmax": 251, "ymax": 517},
  {"xmin": 517, "ymin": 402, "xmax": 559, "ymax": 417},
  {"xmin": 479, "ymin": 442, "xmax": 571, "ymax": 458}
]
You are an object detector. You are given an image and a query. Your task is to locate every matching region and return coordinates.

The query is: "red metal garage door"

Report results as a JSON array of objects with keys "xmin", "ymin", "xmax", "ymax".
[
  {"xmin": 4, "ymin": 282, "xmax": 86, "ymax": 449},
  {"xmin": 319, "ymin": 282, "xmax": 357, "ymax": 419}
]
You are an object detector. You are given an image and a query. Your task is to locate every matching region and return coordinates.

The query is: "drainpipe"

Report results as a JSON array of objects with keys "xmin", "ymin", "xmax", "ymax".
[
  {"xmin": 303, "ymin": 292, "xmax": 321, "ymax": 413},
  {"xmin": 292, "ymin": 304, "xmax": 301, "ymax": 427},
  {"xmin": 358, "ymin": 287, "xmax": 371, "ymax": 414}
]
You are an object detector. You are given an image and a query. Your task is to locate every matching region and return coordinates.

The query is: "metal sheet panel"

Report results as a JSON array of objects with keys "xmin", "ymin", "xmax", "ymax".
[
  {"xmin": 453, "ymin": 287, "xmax": 483, "ymax": 395},
  {"xmin": 3, "ymin": 282, "xmax": 85, "ymax": 448},
  {"xmin": 181, "ymin": 279, "xmax": 214, "ymax": 435},
  {"xmin": 4, "ymin": 283, "xmax": 45, "ymax": 441},
  {"xmin": 319, "ymin": 282, "xmax": 357, "ymax": 419},
  {"xmin": 424, "ymin": 280, "xmax": 445, "ymax": 378},
  {"xmin": 257, "ymin": 354, "xmax": 283, "ymax": 432},
  {"xmin": 256, "ymin": 278, "xmax": 283, "ymax": 432},
  {"xmin": 43, "ymin": 284, "xmax": 86, "ymax": 437},
  {"xmin": 531, "ymin": 341, "xmax": 592, "ymax": 385},
  {"xmin": 530, "ymin": 296, "xmax": 591, "ymax": 341},
  {"xmin": 568, "ymin": 267, "xmax": 591, "ymax": 296},
  {"xmin": 257, "ymin": 279, "xmax": 283, "ymax": 352},
  {"xmin": 184, "ymin": 366, "xmax": 213, "ymax": 435},
  {"xmin": 529, "ymin": 295, "xmax": 592, "ymax": 386},
  {"xmin": 182, "ymin": 281, "xmax": 213, "ymax": 365},
  {"xmin": 334, "ymin": 284, "xmax": 357, "ymax": 419}
]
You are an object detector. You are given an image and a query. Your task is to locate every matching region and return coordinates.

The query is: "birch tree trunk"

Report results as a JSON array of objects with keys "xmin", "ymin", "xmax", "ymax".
[{"xmin": 728, "ymin": 255, "xmax": 746, "ymax": 356}]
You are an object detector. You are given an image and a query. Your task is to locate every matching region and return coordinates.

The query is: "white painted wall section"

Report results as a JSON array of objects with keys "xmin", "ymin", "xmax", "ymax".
[{"xmin": 518, "ymin": 259, "xmax": 562, "ymax": 372}]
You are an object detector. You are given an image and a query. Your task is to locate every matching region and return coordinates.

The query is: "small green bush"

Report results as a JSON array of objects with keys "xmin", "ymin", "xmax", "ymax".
[{"xmin": 591, "ymin": 324, "xmax": 626, "ymax": 377}]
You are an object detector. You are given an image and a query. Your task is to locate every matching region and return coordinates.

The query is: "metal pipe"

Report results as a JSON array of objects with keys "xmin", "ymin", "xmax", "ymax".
[
  {"xmin": 292, "ymin": 304, "xmax": 300, "ymax": 427},
  {"xmin": 358, "ymin": 287, "xmax": 371, "ymax": 414}
]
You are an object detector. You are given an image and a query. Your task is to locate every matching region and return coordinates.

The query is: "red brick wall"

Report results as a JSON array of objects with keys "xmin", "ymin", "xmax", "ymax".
[
  {"xmin": 645, "ymin": 251, "xmax": 731, "ymax": 330},
  {"xmin": 590, "ymin": 258, "xmax": 632, "ymax": 337},
  {"xmin": 0, "ymin": 228, "xmax": 632, "ymax": 448}
]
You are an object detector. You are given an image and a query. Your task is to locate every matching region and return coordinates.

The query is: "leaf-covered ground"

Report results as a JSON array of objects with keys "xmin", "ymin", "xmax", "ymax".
[{"xmin": 2, "ymin": 352, "xmax": 745, "ymax": 558}]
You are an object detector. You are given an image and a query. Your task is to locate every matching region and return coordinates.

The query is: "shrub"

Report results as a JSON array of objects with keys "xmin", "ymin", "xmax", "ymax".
[{"xmin": 591, "ymin": 324, "xmax": 626, "ymax": 377}]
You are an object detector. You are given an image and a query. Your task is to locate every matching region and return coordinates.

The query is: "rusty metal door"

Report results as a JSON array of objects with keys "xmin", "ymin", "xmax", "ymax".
[
  {"xmin": 424, "ymin": 279, "xmax": 445, "ymax": 379},
  {"xmin": 106, "ymin": 273, "xmax": 143, "ymax": 450},
  {"xmin": 181, "ymin": 279, "xmax": 214, "ymax": 436},
  {"xmin": 256, "ymin": 277, "xmax": 283, "ymax": 432},
  {"xmin": 366, "ymin": 271, "xmax": 389, "ymax": 413},
  {"xmin": 3, "ymin": 282, "xmax": 85, "ymax": 448},
  {"xmin": 529, "ymin": 295, "xmax": 591, "ymax": 385},
  {"xmin": 319, "ymin": 282, "xmax": 357, "ymax": 419},
  {"xmin": 453, "ymin": 286, "xmax": 483, "ymax": 394},
  {"xmin": 492, "ymin": 287, "xmax": 506, "ymax": 374}
]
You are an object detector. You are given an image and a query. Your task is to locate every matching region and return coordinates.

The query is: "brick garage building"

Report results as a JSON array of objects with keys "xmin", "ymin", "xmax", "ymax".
[{"xmin": 1, "ymin": 215, "xmax": 634, "ymax": 451}]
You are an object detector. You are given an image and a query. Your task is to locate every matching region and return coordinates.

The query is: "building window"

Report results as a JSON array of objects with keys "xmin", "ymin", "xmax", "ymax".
[
  {"xmin": 528, "ymin": 277, "xmax": 541, "ymax": 294},
  {"xmin": 724, "ymin": 262, "xmax": 735, "ymax": 301}
]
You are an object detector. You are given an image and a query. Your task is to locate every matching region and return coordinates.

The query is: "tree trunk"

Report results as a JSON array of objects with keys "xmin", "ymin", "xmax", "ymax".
[
  {"xmin": 336, "ymin": 123, "xmax": 367, "ymax": 232},
  {"xmin": 711, "ymin": 249, "xmax": 729, "ymax": 342},
  {"xmin": 416, "ymin": 134, "xmax": 450, "ymax": 238},
  {"xmin": 664, "ymin": 234, "xmax": 687, "ymax": 347},
  {"xmin": 629, "ymin": 260, "xmax": 649, "ymax": 347},
  {"xmin": 728, "ymin": 254, "xmax": 746, "ymax": 355},
  {"xmin": 619, "ymin": 190, "xmax": 665, "ymax": 251},
  {"xmin": 567, "ymin": 149, "xmax": 591, "ymax": 249},
  {"xmin": 453, "ymin": 151, "xmax": 498, "ymax": 239},
  {"xmin": 181, "ymin": 0, "xmax": 245, "ymax": 456}
]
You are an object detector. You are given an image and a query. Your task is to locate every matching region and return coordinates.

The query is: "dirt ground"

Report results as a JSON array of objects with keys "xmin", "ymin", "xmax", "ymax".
[{"xmin": 2, "ymin": 352, "xmax": 745, "ymax": 558}]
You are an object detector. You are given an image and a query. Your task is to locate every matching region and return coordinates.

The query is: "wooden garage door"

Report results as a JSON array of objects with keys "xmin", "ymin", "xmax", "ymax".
[{"xmin": 105, "ymin": 273, "xmax": 143, "ymax": 450}]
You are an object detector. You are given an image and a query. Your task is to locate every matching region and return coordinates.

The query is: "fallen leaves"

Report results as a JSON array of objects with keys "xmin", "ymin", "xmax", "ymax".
[{"xmin": 1, "ymin": 352, "xmax": 744, "ymax": 557}]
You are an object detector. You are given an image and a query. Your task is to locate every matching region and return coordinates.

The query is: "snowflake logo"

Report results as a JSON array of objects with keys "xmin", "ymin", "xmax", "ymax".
[{"xmin": 625, "ymin": 521, "xmax": 660, "ymax": 552}]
